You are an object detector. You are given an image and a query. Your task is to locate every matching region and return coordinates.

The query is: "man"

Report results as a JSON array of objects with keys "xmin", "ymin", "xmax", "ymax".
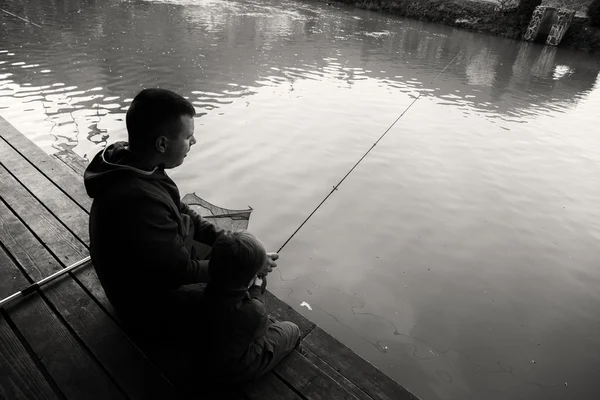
[{"xmin": 84, "ymin": 88, "xmax": 276, "ymax": 335}]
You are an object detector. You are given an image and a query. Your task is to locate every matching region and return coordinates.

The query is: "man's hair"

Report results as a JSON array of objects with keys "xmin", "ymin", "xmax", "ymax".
[
  {"xmin": 209, "ymin": 231, "xmax": 267, "ymax": 287},
  {"xmin": 126, "ymin": 88, "xmax": 195, "ymax": 149}
]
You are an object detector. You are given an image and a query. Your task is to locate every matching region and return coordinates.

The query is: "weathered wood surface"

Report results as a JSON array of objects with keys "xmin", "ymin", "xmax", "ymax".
[
  {"xmin": 304, "ymin": 327, "xmax": 419, "ymax": 400},
  {"xmin": 0, "ymin": 246, "xmax": 127, "ymax": 400},
  {"xmin": 244, "ymin": 372, "xmax": 304, "ymax": 400},
  {"xmin": 54, "ymin": 149, "xmax": 89, "ymax": 177},
  {"xmin": 0, "ymin": 130, "xmax": 308, "ymax": 400},
  {"xmin": 0, "ymin": 138, "xmax": 90, "ymax": 241},
  {"xmin": 0, "ymin": 201, "xmax": 176, "ymax": 399},
  {"xmin": 0, "ymin": 115, "xmax": 419, "ymax": 400},
  {"xmin": 274, "ymin": 350, "xmax": 359, "ymax": 400},
  {"xmin": 0, "ymin": 118, "xmax": 91, "ymax": 211},
  {"xmin": 303, "ymin": 348, "xmax": 373, "ymax": 400},
  {"xmin": 0, "ymin": 315, "xmax": 62, "ymax": 400},
  {"xmin": 0, "ymin": 163, "xmax": 109, "ymax": 309}
]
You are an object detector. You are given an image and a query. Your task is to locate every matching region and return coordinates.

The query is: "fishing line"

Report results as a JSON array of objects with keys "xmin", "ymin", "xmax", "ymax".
[
  {"xmin": 277, "ymin": 50, "xmax": 462, "ymax": 254},
  {"xmin": 1, "ymin": 3, "xmax": 461, "ymax": 271},
  {"xmin": 1, "ymin": 8, "xmax": 42, "ymax": 28}
]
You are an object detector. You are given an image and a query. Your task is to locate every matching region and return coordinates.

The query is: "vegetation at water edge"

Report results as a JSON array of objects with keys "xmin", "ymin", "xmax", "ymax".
[
  {"xmin": 589, "ymin": 0, "xmax": 600, "ymax": 26},
  {"xmin": 328, "ymin": 0, "xmax": 600, "ymax": 53}
]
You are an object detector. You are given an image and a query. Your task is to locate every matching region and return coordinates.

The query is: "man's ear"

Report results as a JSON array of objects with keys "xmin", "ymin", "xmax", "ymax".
[{"xmin": 155, "ymin": 136, "xmax": 168, "ymax": 153}]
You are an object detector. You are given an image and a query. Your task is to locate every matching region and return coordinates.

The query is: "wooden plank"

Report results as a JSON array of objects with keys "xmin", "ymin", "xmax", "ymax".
[
  {"xmin": 303, "ymin": 328, "xmax": 419, "ymax": 400},
  {"xmin": 0, "ymin": 315, "xmax": 62, "ymax": 400},
  {"xmin": 44, "ymin": 150, "xmax": 311, "ymax": 400},
  {"xmin": 0, "ymin": 164, "xmax": 109, "ymax": 310},
  {"xmin": 0, "ymin": 116, "xmax": 91, "ymax": 212},
  {"xmin": 265, "ymin": 291, "xmax": 316, "ymax": 338},
  {"xmin": 0, "ymin": 138, "xmax": 89, "ymax": 242},
  {"xmin": 53, "ymin": 150, "xmax": 88, "ymax": 177},
  {"xmin": 303, "ymin": 348, "xmax": 373, "ymax": 400},
  {"xmin": 178, "ymin": 385, "xmax": 245, "ymax": 400},
  {"xmin": 0, "ymin": 201, "xmax": 176, "ymax": 399},
  {"xmin": 0, "ymin": 247, "xmax": 127, "ymax": 400},
  {"xmin": 274, "ymin": 350, "xmax": 359, "ymax": 400},
  {"xmin": 244, "ymin": 372, "xmax": 304, "ymax": 400},
  {"xmin": 0, "ymin": 126, "xmax": 415, "ymax": 399}
]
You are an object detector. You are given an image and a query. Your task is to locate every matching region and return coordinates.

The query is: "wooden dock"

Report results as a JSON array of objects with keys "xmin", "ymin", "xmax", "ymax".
[{"xmin": 0, "ymin": 115, "xmax": 419, "ymax": 400}]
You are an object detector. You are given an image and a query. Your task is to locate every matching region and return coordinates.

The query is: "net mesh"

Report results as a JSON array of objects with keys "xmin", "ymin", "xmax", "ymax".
[
  {"xmin": 182, "ymin": 193, "xmax": 252, "ymax": 260},
  {"xmin": 182, "ymin": 192, "xmax": 253, "ymax": 231}
]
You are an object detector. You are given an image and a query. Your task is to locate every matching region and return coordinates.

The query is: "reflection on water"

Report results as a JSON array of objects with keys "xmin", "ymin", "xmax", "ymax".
[
  {"xmin": 1, "ymin": 0, "xmax": 599, "ymax": 157},
  {"xmin": 2, "ymin": 0, "xmax": 600, "ymax": 399}
]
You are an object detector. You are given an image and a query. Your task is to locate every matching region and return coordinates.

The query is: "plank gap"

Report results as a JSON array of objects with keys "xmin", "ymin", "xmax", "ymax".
[
  {"xmin": 35, "ymin": 284, "xmax": 135, "ymax": 400},
  {"xmin": 0, "ymin": 195, "xmax": 70, "ymax": 269},
  {"xmin": 274, "ymin": 348, "xmax": 360, "ymax": 399},
  {"xmin": 303, "ymin": 347, "xmax": 374, "ymax": 400},
  {"xmin": 302, "ymin": 324, "xmax": 317, "ymax": 340},
  {"xmin": 1, "ymin": 309, "xmax": 68, "ymax": 400},
  {"xmin": 0, "ymin": 136, "xmax": 90, "ymax": 215},
  {"xmin": 67, "ymin": 268, "xmax": 127, "ymax": 332},
  {"xmin": 0, "ymin": 239, "xmax": 35, "ymax": 285},
  {"xmin": 303, "ymin": 327, "xmax": 419, "ymax": 400},
  {"xmin": 0, "ymin": 250, "xmax": 128, "ymax": 400},
  {"xmin": 53, "ymin": 151, "xmax": 88, "ymax": 178},
  {"xmin": 0, "ymin": 195, "xmax": 126, "ymax": 342},
  {"xmin": 0, "ymin": 204, "xmax": 177, "ymax": 399},
  {"xmin": 0, "ymin": 161, "xmax": 91, "ymax": 250},
  {"xmin": 1, "ymin": 246, "xmax": 133, "ymax": 400},
  {"xmin": 273, "ymin": 360, "xmax": 310, "ymax": 400}
]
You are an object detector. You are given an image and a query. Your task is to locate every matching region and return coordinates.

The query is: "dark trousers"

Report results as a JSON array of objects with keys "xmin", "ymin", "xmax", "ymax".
[{"xmin": 229, "ymin": 319, "xmax": 301, "ymax": 383}]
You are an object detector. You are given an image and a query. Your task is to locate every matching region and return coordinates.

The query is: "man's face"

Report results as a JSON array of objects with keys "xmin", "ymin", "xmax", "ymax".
[{"xmin": 161, "ymin": 115, "xmax": 196, "ymax": 169}]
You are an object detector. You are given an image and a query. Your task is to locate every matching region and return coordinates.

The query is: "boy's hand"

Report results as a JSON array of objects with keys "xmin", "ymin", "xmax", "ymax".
[
  {"xmin": 252, "ymin": 276, "xmax": 264, "ymax": 287},
  {"xmin": 267, "ymin": 252, "xmax": 279, "ymax": 266},
  {"xmin": 250, "ymin": 276, "xmax": 268, "ymax": 294},
  {"xmin": 257, "ymin": 252, "xmax": 279, "ymax": 277},
  {"xmin": 260, "ymin": 275, "xmax": 267, "ymax": 293}
]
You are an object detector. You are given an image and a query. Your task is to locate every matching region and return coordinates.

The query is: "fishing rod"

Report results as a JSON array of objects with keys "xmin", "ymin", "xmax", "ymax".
[
  {"xmin": 0, "ymin": 256, "xmax": 91, "ymax": 309},
  {"xmin": 0, "ymin": 208, "xmax": 253, "ymax": 308},
  {"xmin": 277, "ymin": 50, "xmax": 463, "ymax": 253},
  {"xmin": 0, "ymin": 53, "xmax": 462, "ymax": 308},
  {"xmin": 0, "ymin": 10, "xmax": 460, "ymax": 306}
]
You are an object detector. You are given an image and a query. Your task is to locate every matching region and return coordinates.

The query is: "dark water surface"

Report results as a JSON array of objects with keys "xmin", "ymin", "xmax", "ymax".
[{"xmin": 2, "ymin": 0, "xmax": 600, "ymax": 398}]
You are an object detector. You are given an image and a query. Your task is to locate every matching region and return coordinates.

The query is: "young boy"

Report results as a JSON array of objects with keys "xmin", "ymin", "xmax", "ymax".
[
  {"xmin": 84, "ymin": 88, "xmax": 276, "ymax": 334},
  {"xmin": 198, "ymin": 230, "xmax": 301, "ymax": 383}
]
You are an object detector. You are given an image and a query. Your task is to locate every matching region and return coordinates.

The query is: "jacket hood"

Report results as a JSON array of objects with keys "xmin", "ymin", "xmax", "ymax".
[{"xmin": 84, "ymin": 141, "xmax": 165, "ymax": 198}]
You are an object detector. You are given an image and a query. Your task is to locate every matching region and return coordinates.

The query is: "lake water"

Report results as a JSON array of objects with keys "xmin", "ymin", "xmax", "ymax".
[{"xmin": 2, "ymin": 0, "xmax": 600, "ymax": 398}]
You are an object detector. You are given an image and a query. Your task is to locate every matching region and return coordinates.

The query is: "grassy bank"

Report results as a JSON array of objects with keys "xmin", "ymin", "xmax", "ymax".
[
  {"xmin": 561, "ymin": 16, "xmax": 600, "ymax": 52},
  {"xmin": 327, "ymin": 0, "xmax": 600, "ymax": 54}
]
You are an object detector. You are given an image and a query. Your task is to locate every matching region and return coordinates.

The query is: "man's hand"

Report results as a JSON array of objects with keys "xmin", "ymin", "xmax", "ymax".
[{"xmin": 257, "ymin": 252, "xmax": 278, "ymax": 278}]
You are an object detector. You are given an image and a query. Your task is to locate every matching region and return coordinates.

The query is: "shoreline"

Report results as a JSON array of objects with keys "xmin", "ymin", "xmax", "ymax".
[{"xmin": 325, "ymin": 0, "xmax": 600, "ymax": 54}]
